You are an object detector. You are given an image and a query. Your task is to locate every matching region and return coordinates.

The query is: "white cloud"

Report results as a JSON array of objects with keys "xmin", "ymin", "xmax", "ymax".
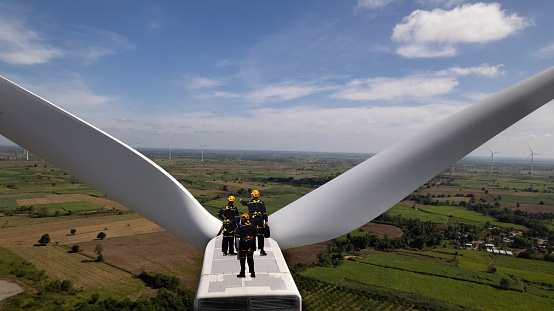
[
  {"xmin": 73, "ymin": 28, "xmax": 135, "ymax": 65},
  {"xmin": 416, "ymin": 0, "xmax": 464, "ymax": 9},
  {"xmin": 23, "ymin": 75, "xmax": 117, "ymax": 108},
  {"xmin": 535, "ymin": 43, "xmax": 554, "ymax": 59},
  {"xmin": 115, "ymin": 117, "xmax": 136, "ymax": 123},
  {"xmin": 436, "ymin": 64, "xmax": 504, "ymax": 77},
  {"xmin": 184, "ymin": 76, "xmax": 225, "ymax": 90},
  {"xmin": 0, "ymin": 18, "xmax": 63, "ymax": 65},
  {"xmin": 356, "ymin": 0, "xmax": 395, "ymax": 10},
  {"xmin": 392, "ymin": 3, "xmax": 530, "ymax": 58},
  {"xmin": 332, "ymin": 76, "xmax": 458, "ymax": 100},
  {"xmin": 109, "ymin": 102, "xmax": 469, "ymax": 153},
  {"xmin": 332, "ymin": 64, "xmax": 500, "ymax": 101},
  {"xmin": 245, "ymin": 83, "xmax": 323, "ymax": 104},
  {"xmin": 193, "ymin": 82, "xmax": 326, "ymax": 104}
]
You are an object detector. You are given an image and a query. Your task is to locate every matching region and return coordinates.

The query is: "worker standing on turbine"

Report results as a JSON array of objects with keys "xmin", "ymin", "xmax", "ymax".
[
  {"xmin": 217, "ymin": 196, "xmax": 239, "ymax": 256},
  {"xmin": 235, "ymin": 213, "xmax": 255, "ymax": 277},
  {"xmin": 217, "ymin": 196, "xmax": 239, "ymax": 224},
  {"xmin": 240, "ymin": 190, "xmax": 268, "ymax": 256}
]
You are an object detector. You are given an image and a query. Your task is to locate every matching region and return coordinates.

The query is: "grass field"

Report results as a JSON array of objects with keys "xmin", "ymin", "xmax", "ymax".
[
  {"xmin": 386, "ymin": 203, "xmax": 449, "ymax": 223},
  {"xmin": 301, "ymin": 252, "xmax": 554, "ymax": 311},
  {"xmin": 416, "ymin": 205, "xmax": 528, "ymax": 230},
  {"xmin": 2, "ymin": 148, "xmax": 554, "ymax": 310}
]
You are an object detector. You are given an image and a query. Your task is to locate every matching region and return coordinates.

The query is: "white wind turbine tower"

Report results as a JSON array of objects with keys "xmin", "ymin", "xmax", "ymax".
[
  {"xmin": 487, "ymin": 147, "xmax": 499, "ymax": 175},
  {"xmin": 199, "ymin": 144, "xmax": 207, "ymax": 162},
  {"xmin": 528, "ymin": 147, "xmax": 541, "ymax": 176},
  {"xmin": 168, "ymin": 140, "xmax": 173, "ymax": 160}
]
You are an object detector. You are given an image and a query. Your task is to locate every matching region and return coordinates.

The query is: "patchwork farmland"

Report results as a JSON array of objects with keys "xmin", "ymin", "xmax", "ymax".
[{"xmin": 1, "ymin": 147, "xmax": 554, "ymax": 310}]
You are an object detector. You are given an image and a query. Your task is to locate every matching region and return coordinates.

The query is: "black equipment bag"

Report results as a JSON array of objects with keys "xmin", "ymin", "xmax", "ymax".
[{"xmin": 264, "ymin": 225, "xmax": 271, "ymax": 238}]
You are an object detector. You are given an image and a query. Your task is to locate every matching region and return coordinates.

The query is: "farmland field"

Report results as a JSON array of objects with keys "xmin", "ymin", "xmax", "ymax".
[
  {"xmin": 301, "ymin": 253, "xmax": 554, "ymax": 311},
  {"xmin": 1, "ymin": 147, "xmax": 554, "ymax": 310},
  {"xmin": 8, "ymin": 245, "xmax": 153, "ymax": 297}
]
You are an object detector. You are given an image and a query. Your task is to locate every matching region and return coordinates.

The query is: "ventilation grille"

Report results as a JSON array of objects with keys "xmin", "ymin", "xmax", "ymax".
[{"xmin": 198, "ymin": 296, "xmax": 299, "ymax": 311}]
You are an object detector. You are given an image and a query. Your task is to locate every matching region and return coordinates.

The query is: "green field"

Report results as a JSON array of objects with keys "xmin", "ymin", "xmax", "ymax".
[
  {"xmin": 2, "ymin": 148, "xmax": 554, "ymax": 310},
  {"xmin": 302, "ymin": 250, "xmax": 554, "ymax": 311}
]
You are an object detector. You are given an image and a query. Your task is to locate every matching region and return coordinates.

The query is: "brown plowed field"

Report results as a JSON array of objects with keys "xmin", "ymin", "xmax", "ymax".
[
  {"xmin": 77, "ymin": 231, "xmax": 203, "ymax": 289},
  {"xmin": 0, "ymin": 214, "xmax": 161, "ymax": 248},
  {"xmin": 282, "ymin": 242, "xmax": 330, "ymax": 267},
  {"xmin": 359, "ymin": 222, "xmax": 403, "ymax": 238}
]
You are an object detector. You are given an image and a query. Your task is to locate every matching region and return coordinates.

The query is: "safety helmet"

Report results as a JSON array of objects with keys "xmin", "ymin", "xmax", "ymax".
[
  {"xmin": 228, "ymin": 196, "xmax": 235, "ymax": 202},
  {"xmin": 251, "ymin": 190, "xmax": 260, "ymax": 198},
  {"xmin": 241, "ymin": 213, "xmax": 249, "ymax": 220}
]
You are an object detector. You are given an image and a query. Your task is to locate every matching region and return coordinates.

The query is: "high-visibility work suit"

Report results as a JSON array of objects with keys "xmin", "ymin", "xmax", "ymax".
[
  {"xmin": 221, "ymin": 218, "xmax": 236, "ymax": 255},
  {"xmin": 241, "ymin": 199, "xmax": 267, "ymax": 253},
  {"xmin": 235, "ymin": 220, "xmax": 255, "ymax": 277},
  {"xmin": 217, "ymin": 204, "xmax": 239, "ymax": 224}
]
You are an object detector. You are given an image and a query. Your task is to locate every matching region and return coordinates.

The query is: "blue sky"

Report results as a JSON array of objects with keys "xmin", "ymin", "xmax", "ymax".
[{"xmin": 1, "ymin": 0, "xmax": 553, "ymax": 157}]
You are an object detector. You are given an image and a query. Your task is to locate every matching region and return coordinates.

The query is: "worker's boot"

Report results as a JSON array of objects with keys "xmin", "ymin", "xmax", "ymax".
[
  {"xmin": 237, "ymin": 259, "xmax": 246, "ymax": 277},
  {"xmin": 251, "ymin": 272, "xmax": 256, "ymax": 277},
  {"xmin": 260, "ymin": 250, "xmax": 267, "ymax": 256}
]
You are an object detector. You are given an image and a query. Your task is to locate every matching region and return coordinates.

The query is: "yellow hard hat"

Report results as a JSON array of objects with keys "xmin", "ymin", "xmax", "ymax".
[
  {"xmin": 241, "ymin": 213, "xmax": 249, "ymax": 220},
  {"xmin": 228, "ymin": 196, "xmax": 235, "ymax": 202},
  {"xmin": 251, "ymin": 190, "xmax": 260, "ymax": 197}
]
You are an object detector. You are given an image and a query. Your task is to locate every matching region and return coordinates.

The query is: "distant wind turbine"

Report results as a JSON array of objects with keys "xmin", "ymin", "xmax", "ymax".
[
  {"xmin": 487, "ymin": 147, "xmax": 499, "ymax": 175},
  {"xmin": 527, "ymin": 147, "xmax": 541, "ymax": 175},
  {"xmin": 200, "ymin": 144, "xmax": 207, "ymax": 162},
  {"xmin": 168, "ymin": 140, "xmax": 173, "ymax": 160}
]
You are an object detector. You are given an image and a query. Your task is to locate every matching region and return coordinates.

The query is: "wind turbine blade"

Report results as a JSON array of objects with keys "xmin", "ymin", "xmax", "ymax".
[
  {"xmin": 0, "ymin": 76, "xmax": 220, "ymax": 250},
  {"xmin": 270, "ymin": 66, "xmax": 554, "ymax": 250}
]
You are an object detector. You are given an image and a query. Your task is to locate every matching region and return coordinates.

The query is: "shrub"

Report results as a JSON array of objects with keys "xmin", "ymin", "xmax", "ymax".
[
  {"xmin": 139, "ymin": 272, "xmax": 180, "ymax": 291},
  {"xmin": 38, "ymin": 234, "xmax": 50, "ymax": 246},
  {"xmin": 500, "ymin": 278, "xmax": 512, "ymax": 289}
]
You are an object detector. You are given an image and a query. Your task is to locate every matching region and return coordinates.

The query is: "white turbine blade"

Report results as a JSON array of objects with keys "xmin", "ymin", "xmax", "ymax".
[
  {"xmin": 271, "ymin": 66, "xmax": 554, "ymax": 250},
  {"xmin": 0, "ymin": 76, "xmax": 220, "ymax": 250}
]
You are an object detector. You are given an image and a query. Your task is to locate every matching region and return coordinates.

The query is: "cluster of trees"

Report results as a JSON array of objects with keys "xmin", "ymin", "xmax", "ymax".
[
  {"xmin": 375, "ymin": 214, "xmax": 445, "ymax": 249},
  {"xmin": 406, "ymin": 192, "xmax": 554, "ymax": 238},
  {"xmin": 138, "ymin": 272, "xmax": 180, "ymax": 291},
  {"xmin": 75, "ymin": 273, "xmax": 194, "ymax": 311},
  {"xmin": 464, "ymin": 204, "xmax": 552, "ymax": 237},
  {"xmin": 264, "ymin": 175, "xmax": 335, "ymax": 187},
  {"xmin": 45, "ymin": 279, "xmax": 73, "ymax": 293},
  {"xmin": 318, "ymin": 215, "xmax": 447, "ymax": 267}
]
